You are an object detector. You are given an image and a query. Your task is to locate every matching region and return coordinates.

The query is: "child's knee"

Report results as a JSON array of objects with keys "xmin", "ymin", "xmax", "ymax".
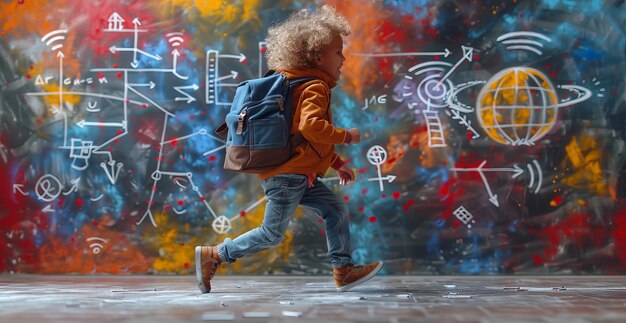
[{"xmin": 261, "ymin": 225, "xmax": 285, "ymax": 246}]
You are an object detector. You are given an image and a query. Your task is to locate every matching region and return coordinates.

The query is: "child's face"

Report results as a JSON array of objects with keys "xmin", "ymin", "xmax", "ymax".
[{"xmin": 315, "ymin": 34, "xmax": 345, "ymax": 81}]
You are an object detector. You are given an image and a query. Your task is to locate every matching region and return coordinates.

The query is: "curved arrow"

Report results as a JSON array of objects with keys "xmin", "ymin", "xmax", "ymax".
[
  {"xmin": 13, "ymin": 184, "xmax": 30, "ymax": 196},
  {"xmin": 63, "ymin": 177, "xmax": 81, "ymax": 196}
]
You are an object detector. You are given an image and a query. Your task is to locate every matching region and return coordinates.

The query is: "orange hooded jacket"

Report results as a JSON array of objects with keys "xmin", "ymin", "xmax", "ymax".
[{"xmin": 258, "ymin": 68, "xmax": 348, "ymax": 180}]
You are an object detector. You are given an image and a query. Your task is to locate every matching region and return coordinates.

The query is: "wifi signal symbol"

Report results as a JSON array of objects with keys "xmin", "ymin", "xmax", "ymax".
[
  {"xmin": 496, "ymin": 31, "xmax": 552, "ymax": 55},
  {"xmin": 525, "ymin": 160, "xmax": 543, "ymax": 194},
  {"xmin": 405, "ymin": 61, "xmax": 454, "ymax": 109},
  {"xmin": 41, "ymin": 29, "xmax": 68, "ymax": 52},
  {"xmin": 166, "ymin": 32, "xmax": 184, "ymax": 48},
  {"xmin": 407, "ymin": 61, "xmax": 453, "ymax": 77},
  {"xmin": 86, "ymin": 237, "xmax": 108, "ymax": 254}
]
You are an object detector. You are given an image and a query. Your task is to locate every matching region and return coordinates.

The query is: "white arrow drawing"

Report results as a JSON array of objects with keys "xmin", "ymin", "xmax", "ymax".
[
  {"xmin": 131, "ymin": 17, "xmax": 141, "ymax": 67},
  {"xmin": 215, "ymin": 70, "xmax": 239, "ymax": 82},
  {"xmin": 42, "ymin": 205, "xmax": 55, "ymax": 213},
  {"xmin": 57, "ymin": 50, "xmax": 69, "ymax": 147},
  {"xmin": 447, "ymin": 109, "xmax": 480, "ymax": 139},
  {"xmin": 109, "ymin": 45, "xmax": 162, "ymax": 65},
  {"xmin": 351, "ymin": 48, "xmax": 451, "ymax": 58},
  {"xmin": 62, "ymin": 177, "xmax": 81, "ymax": 196},
  {"xmin": 171, "ymin": 49, "xmax": 189, "ymax": 80},
  {"xmin": 174, "ymin": 84, "xmax": 199, "ymax": 104},
  {"xmin": 435, "ymin": 46, "xmax": 474, "ymax": 88},
  {"xmin": 76, "ymin": 120, "xmax": 125, "ymax": 128},
  {"xmin": 219, "ymin": 53, "xmax": 247, "ymax": 62},
  {"xmin": 367, "ymin": 175, "xmax": 397, "ymax": 184},
  {"xmin": 100, "ymin": 160, "xmax": 123, "ymax": 184},
  {"xmin": 57, "ymin": 50, "xmax": 64, "ymax": 109},
  {"xmin": 110, "ymin": 18, "xmax": 161, "ymax": 68},
  {"xmin": 13, "ymin": 184, "xmax": 30, "ymax": 196},
  {"xmin": 127, "ymin": 81, "xmax": 155, "ymax": 89},
  {"xmin": 450, "ymin": 160, "xmax": 524, "ymax": 207}
]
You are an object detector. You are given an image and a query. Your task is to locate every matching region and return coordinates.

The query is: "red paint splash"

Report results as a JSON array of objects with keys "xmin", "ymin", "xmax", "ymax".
[
  {"xmin": 0, "ymin": 162, "xmax": 46, "ymax": 273},
  {"xmin": 402, "ymin": 199, "xmax": 415, "ymax": 212},
  {"xmin": 613, "ymin": 209, "xmax": 626, "ymax": 262}
]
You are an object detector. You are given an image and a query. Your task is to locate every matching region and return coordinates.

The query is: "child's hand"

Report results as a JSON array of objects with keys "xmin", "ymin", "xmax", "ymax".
[
  {"xmin": 347, "ymin": 128, "xmax": 361, "ymax": 144},
  {"xmin": 336, "ymin": 164, "xmax": 355, "ymax": 186}
]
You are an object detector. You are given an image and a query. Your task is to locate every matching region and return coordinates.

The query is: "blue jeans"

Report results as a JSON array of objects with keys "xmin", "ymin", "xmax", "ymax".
[{"xmin": 217, "ymin": 174, "xmax": 352, "ymax": 268}]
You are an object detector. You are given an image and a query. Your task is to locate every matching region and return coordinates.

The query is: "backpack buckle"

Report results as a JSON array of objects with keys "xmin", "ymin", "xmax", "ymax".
[{"xmin": 236, "ymin": 110, "xmax": 247, "ymax": 135}]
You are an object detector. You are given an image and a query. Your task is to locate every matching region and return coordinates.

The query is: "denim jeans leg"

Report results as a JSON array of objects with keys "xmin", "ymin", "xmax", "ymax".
[
  {"xmin": 217, "ymin": 174, "xmax": 308, "ymax": 263},
  {"xmin": 299, "ymin": 179, "xmax": 352, "ymax": 268}
]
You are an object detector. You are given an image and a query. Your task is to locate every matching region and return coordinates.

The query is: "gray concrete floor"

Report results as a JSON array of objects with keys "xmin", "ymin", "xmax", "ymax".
[{"xmin": 1, "ymin": 275, "xmax": 626, "ymax": 322}]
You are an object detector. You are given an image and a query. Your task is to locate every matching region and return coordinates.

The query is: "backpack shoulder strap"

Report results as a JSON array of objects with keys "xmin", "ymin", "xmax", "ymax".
[
  {"xmin": 288, "ymin": 77, "xmax": 316, "ymax": 87},
  {"xmin": 287, "ymin": 78, "xmax": 325, "ymax": 148}
]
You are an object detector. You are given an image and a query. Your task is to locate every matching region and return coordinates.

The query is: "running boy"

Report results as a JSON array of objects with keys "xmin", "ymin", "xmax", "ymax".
[{"xmin": 196, "ymin": 5, "xmax": 383, "ymax": 293}]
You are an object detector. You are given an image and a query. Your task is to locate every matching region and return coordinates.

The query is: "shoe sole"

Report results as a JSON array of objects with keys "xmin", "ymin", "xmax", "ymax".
[
  {"xmin": 336, "ymin": 261, "xmax": 384, "ymax": 292},
  {"xmin": 195, "ymin": 246, "xmax": 209, "ymax": 294}
]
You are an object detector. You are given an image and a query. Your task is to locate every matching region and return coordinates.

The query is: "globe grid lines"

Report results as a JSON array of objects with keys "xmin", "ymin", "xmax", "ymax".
[{"xmin": 477, "ymin": 67, "xmax": 559, "ymax": 145}]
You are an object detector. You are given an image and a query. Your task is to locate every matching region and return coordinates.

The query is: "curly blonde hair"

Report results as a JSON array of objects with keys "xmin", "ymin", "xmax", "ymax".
[{"xmin": 265, "ymin": 5, "xmax": 351, "ymax": 71}]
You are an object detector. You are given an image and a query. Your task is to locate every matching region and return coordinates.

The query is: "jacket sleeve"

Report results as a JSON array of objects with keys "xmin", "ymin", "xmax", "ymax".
[
  {"xmin": 298, "ymin": 83, "xmax": 347, "ymax": 144},
  {"xmin": 330, "ymin": 153, "xmax": 346, "ymax": 170}
]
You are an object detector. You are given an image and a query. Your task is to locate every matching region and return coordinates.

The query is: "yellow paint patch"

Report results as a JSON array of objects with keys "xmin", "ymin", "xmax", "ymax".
[
  {"xmin": 149, "ymin": 211, "xmax": 204, "ymax": 274},
  {"xmin": 561, "ymin": 132, "xmax": 608, "ymax": 195},
  {"xmin": 39, "ymin": 83, "xmax": 82, "ymax": 109}
]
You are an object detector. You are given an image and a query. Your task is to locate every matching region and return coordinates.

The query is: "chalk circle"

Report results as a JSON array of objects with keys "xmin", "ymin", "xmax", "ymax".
[
  {"xmin": 212, "ymin": 215, "xmax": 232, "ymax": 234},
  {"xmin": 417, "ymin": 74, "xmax": 454, "ymax": 109},
  {"xmin": 367, "ymin": 145, "xmax": 387, "ymax": 166},
  {"xmin": 35, "ymin": 174, "xmax": 62, "ymax": 202},
  {"xmin": 151, "ymin": 170, "xmax": 162, "ymax": 181}
]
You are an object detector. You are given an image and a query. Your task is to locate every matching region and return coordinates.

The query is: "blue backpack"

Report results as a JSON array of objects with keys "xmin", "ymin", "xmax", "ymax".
[{"xmin": 215, "ymin": 71, "xmax": 318, "ymax": 173}]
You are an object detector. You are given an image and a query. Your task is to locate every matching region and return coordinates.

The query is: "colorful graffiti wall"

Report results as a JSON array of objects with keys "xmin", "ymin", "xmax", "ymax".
[{"xmin": 1, "ymin": 0, "xmax": 626, "ymax": 275}]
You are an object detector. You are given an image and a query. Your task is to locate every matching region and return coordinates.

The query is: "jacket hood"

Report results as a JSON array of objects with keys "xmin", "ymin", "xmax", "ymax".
[{"xmin": 279, "ymin": 68, "xmax": 338, "ymax": 89}]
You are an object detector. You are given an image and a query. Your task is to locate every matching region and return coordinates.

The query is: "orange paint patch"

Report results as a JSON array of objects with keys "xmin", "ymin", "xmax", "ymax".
[
  {"xmin": 38, "ymin": 224, "xmax": 153, "ymax": 274},
  {"xmin": 331, "ymin": 0, "xmax": 389, "ymax": 99}
]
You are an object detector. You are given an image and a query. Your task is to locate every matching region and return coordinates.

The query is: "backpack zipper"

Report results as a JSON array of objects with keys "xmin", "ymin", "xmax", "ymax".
[
  {"xmin": 277, "ymin": 97, "xmax": 284, "ymax": 111},
  {"xmin": 240, "ymin": 94, "xmax": 283, "ymax": 110},
  {"xmin": 236, "ymin": 108, "xmax": 247, "ymax": 135}
]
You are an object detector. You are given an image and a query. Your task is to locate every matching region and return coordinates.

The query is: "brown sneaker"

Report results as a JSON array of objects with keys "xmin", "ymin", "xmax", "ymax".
[
  {"xmin": 195, "ymin": 246, "xmax": 222, "ymax": 293},
  {"xmin": 333, "ymin": 261, "xmax": 383, "ymax": 292}
]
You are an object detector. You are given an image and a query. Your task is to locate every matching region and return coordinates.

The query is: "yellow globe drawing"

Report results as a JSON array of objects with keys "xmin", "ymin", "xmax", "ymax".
[{"xmin": 476, "ymin": 67, "xmax": 558, "ymax": 145}]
